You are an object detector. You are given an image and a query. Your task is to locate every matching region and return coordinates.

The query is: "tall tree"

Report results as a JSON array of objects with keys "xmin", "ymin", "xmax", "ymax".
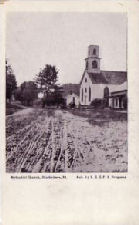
[
  {"xmin": 20, "ymin": 81, "xmax": 37, "ymax": 106},
  {"xmin": 6, "ymin": 59, "xmax": 17, "ymax": 102},
  {"xmin": 35, "ymin": 64, "xmax": 58, "ymax": 95}
]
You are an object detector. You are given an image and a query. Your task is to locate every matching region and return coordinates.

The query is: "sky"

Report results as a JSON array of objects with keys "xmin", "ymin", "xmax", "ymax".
[{"xmin": 6, "ymin": 12, "xmax": 127, "ymax": 86}]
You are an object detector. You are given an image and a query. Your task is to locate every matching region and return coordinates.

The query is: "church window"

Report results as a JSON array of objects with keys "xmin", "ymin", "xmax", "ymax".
[
  {"xmin": 86, "ymin": 61, "xmax": 88, "ymax": 69},
  {"xmin": 89, "ymin": 87, "xmax": 91, "ymax": 101},
  {"xmin": 82, "ymin": 88, "xmax": 83, "ymax": 102},
  {"xmin": 85, "ymin": 78, "xmax": 87, "ymax": 82},
  {"xmin": 92, "ymin": 60, "xmax": 97, "ymax": 68},
  {"xmin": 85, "ymin": 88, "xmax": 87, "ymax": 93},
  {"xmin": 93, "ymin": 49, "xmax": 96, "ymax": 55}
]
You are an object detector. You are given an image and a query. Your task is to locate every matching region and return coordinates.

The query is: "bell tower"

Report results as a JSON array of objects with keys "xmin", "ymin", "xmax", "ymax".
[{"xmin": 85, "ymin": 45, "xmax": 100, "ymax": 73}]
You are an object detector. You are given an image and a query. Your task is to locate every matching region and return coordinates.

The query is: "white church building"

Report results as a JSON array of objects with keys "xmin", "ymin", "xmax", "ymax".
[{"xmin": 80, "ymin": 45, "xmax": 127, "ymax": 109}]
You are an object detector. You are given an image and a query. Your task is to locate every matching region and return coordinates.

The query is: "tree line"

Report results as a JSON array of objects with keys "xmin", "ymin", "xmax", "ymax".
[{"xmin": 6, "ymin": 59, "xmax": 65, "ymax": 107}]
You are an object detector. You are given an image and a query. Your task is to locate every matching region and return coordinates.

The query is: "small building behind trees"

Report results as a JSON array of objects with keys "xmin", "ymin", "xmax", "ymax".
[{"xmin": 62, "ymin": 84, "xmax": 80, "ymax": 108}]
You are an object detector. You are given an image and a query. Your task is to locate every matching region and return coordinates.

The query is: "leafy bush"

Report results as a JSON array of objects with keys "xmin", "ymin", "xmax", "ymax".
[
  {"xmin": 33, "ymin": 99, "xmax": 42, "ymax": 107},
  {"xmin": 90, "ymin": 98, "xmax": 106, "ymax": 108},
  {"xmin": 20, "ymin": 81, "xmax": 38, "ymax": 106}
]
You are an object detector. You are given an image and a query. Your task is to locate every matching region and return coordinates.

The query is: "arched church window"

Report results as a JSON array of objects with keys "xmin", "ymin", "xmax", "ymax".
[
  {"xmin": 93, "ymin": 48, "xmax": 96, "ymax": 55},
  {"xmin": 85, "ymin": 78, "xmax": 87, "ymax": 82},
  {"xmin": 82, "ymin": 88, "xmax": 83, "ymax": 102},
  {"xmin": 89, "ymin": 87, "xmax": 91, "ymax": 102},
  {"xmin": 86, "ymin": 61, "xmax": 88, "ymax": 69},
  {"xmin": 92, "ymin": 60, "xmax": 97, "ymax": 68}
]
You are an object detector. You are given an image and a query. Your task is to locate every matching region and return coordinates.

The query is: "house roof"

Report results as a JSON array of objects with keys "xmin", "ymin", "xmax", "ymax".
[
  {"xmin": 80, "ymin": 70, "xmax": 127, "ymax": 85},
  {"xmin": 62, "ymin": 83, "xmax": 80, "ymax": 96},
  {"xmin": 110, "ymin": 81, "xmax": 127, "ymax": 94}
]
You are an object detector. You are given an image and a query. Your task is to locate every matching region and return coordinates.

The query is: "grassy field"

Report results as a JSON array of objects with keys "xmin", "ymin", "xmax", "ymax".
[
  {"xmin": 6, "ymin": 108, "xmax": 127, "ymax": 173},
  {"xmin": 70, "ymin": 108, "xmax": 127, "ymax": 123}
]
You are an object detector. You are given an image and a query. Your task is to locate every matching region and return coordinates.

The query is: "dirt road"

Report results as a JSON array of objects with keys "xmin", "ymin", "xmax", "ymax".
[{"xmin": 6, "ymin": 108, "xmax": 127, "ymax": 172}]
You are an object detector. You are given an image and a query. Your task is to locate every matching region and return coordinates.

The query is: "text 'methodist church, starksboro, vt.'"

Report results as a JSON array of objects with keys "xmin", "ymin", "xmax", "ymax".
[{"xmin": 63, "ymin": 44, "xmax": 127, "ymax": 110}]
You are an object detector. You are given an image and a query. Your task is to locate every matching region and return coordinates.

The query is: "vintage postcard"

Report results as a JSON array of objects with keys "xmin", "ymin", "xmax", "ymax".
[
  {"xmin": 5, "ymin": 10, "xmax": 127, "ymax": 173},
  {"xmin": 0, "ymin": 1, "xmax": 139, "ymax": 225}
]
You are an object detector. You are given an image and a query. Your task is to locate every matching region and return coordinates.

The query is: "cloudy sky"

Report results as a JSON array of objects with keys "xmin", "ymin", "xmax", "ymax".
[{"xmin": 6, "ymin": 12, "xmax": 127, "ymax": 86}]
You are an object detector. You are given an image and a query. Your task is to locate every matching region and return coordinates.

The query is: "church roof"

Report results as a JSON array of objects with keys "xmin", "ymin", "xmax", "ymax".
[
  {"xmin": 101, "ymin": 71, "xmax": 127, "ymax": 84},
  {"xmin": 88, "ymin": 73, "xmax": 108, "ymax": 84},
  {"xmin": 83, "ymin": 70, "xmax": 127, "ymax": 85}
]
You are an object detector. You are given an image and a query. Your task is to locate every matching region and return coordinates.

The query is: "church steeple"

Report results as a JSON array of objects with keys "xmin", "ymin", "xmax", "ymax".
[{"xmin": 85, "ymin": 45, "xmax": 100, "ymax": 73}]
